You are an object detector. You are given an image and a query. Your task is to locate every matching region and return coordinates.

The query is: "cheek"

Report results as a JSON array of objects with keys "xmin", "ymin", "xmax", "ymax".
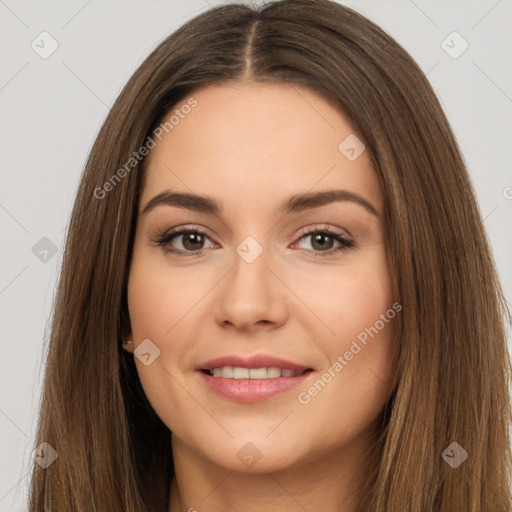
[
  {"xmin": 311, "ymin": 255, "xmax": 395, "ymax": 347},
  {"xmin": 293, "ymin": 289, "xmax": 396, "ymax": 454},
  {"xmin": 127, "ymin": 257, "xmax": 200, "ymax": 341},
  {"xmin": 336, "ymin": 270, "xmax": 394, "ymax": 341},
  {"xmin": 303, "ymin": 256, "xmax": 397, "ymax": 407},
  {"xmin": 126, "ymin": 257, "xmax": 198, "ymax": 420}
]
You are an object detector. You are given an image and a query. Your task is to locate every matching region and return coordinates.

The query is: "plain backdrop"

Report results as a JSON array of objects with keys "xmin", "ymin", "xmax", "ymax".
[{"xmin": 0, "ymin": 0, "xmax": 511, "ymax": 509}]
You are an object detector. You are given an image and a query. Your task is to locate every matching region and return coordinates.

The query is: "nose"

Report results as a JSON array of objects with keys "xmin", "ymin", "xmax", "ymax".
[{"xmin": 214, "ymin": 243, "xmax": 288, "ymax": 332}]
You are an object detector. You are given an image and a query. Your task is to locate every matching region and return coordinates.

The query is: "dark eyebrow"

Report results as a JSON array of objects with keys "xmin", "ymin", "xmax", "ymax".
[
  {"xmin": 279, "ymin": 189, "xmax": 379, "ymax": 217},
  {"xmin": 141, "ymin": 189, "xmax": 379, "ymax": 217},
  {"xmin": 142, "ymin": 190, "xmax": 222, "ymax": 216}
]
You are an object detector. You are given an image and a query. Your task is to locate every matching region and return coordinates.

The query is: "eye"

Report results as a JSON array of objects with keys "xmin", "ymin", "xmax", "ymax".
[
  {"xmin": 154, "ymin": 225, "xmax": 354, "ymax": 258},
  {"xmin": 156, "ymin": 227, "xmax": 215, "ymax": 257},
  {"xmin": 292, "ymin": 227, "xmax": 354, "ymax": 258}
]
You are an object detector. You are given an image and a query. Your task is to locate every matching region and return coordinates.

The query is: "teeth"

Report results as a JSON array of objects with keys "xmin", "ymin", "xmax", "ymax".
[
  {"xmin": 233, "ymin": 367, "xmax": 249, "ymax": 379},
  {"xmin": 208, "ymin": 366, "xmax": 304, "ymax": 379},
  {"xmin": 267, "ymin": 367, "xmax": 281, "ymax": 378},
  {"xmin": 220, "ymin": 366, "xmax": 233, "ymax": 378},
  {"xmin": 249, "ymin": 368, "xmax": 268, "ymax": 379}
]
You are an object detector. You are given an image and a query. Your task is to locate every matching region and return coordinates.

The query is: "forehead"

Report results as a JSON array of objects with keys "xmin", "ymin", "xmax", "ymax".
[{"xmin": 140, "ymin": 82, "xmax": 382, "ymax": 215}]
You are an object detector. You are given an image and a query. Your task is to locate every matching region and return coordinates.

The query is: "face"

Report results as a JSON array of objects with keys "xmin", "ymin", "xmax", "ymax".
[{"xmin": 125, "ymin": 82, "xmax": 397, "ymax": 474}]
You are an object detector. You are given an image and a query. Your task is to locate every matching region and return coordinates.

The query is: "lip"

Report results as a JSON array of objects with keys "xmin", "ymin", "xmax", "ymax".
[{"xmin": 196, "ymin": 354, "xmax": 315, "ymax": 403}]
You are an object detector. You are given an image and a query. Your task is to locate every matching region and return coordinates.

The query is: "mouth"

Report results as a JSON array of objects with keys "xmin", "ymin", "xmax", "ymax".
[
  {"xmin": 195, "ymin": 354, "xmax": 315, "ymax": 402},
  {"xmin": 200, "ymin": 367, "xmax": 314, "ymax": 379}
]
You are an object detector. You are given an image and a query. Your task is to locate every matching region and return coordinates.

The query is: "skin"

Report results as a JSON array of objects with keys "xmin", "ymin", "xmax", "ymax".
[{"xmin": 123, "ymin": 82, "xmax": 397, "ymax": 512}]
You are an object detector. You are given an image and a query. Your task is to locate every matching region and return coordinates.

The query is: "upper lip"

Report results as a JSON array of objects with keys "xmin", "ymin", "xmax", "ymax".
[{"xmin": 196, "ymin": 354, "xmax": 313, "ymax": 373}]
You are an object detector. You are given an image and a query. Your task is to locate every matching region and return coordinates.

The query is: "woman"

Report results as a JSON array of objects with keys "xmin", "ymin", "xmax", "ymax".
[{"xmin": 27, "ymin": 0, "xmax": 512, "ymax": 510}]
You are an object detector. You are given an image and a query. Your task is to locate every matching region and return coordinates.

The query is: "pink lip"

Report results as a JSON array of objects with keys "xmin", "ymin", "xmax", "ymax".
[
  {"xmin": 197, "ymin": 370, "xmax": 313, "ymax": 402},
  {"xmin": 195, "ymin": 354, "xmax": 314, "ymax": 403}
]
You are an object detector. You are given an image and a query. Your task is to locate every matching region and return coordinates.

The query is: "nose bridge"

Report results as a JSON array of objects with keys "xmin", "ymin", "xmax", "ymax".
[
  {"xmin": 214, "ymin": 232, "xmax": 287, "ymax": 329},
  {"xmin": 230, "ymin": 232, "xmax": 275, "ymax": 301},
  {"xmin": 233, "ymin": 234, "xmax": 270, "ymax": 285}
]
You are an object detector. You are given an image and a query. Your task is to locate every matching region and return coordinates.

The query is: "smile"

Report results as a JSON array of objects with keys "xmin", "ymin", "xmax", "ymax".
[
  {"xmin": 204, "ymin": 367, "xmax": 312, "ymax": 379},
  {"xmin": 196, "ymin": 353, "xmax": 315, "ymax": 402}
]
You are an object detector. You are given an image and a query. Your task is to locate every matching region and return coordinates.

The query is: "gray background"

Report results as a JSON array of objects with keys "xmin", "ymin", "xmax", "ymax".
[{"xmin": 1, "ymin": 0, "xmax": 511, "ymax": 509}]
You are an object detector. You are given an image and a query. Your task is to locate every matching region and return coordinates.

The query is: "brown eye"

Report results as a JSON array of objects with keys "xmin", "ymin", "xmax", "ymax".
[
  {"xmin": 180, "ymin": 232, "xmax": 206, "ymax": 251},
  {"xmin": 310, "ymin": 232, "xmax": 336, "ymax": 251},
  {"xmin": 156, "ymin": 228, "xmax": 214, "ymax": 257},
  {"xmin": 293, "ymin": 228, "xmax": 354, "ymax": 258},
  {"xmin": 156, "ymin": 226, "xmax": 354, "ymax": 259}
]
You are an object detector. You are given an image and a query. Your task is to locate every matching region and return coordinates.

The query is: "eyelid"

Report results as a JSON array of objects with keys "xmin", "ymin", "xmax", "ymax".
[
  {"xmin": 154, "ymin": 223, "xmax": 354, "ymax": 258},
  {"xmin": 154, "ymin": 225, "xmax": 216, "ymax": 250},
  {"xmin": 294, "ymin": 223, "xmax": 353, "ymax": 240},
  {"xmin": 154, "ymin": 223, "xmax": 352, "ymax": 242}
]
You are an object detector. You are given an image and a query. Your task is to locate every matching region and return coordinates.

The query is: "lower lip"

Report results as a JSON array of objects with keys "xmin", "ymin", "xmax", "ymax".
[{"xmin": 197, "ymin": 370, "xmax": 313, "ymax": 402}]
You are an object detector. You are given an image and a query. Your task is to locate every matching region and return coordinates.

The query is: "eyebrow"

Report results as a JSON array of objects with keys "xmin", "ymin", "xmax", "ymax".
[{"xmin": 141, "ymin": 189, "xmax": 379, "ymax": 217}]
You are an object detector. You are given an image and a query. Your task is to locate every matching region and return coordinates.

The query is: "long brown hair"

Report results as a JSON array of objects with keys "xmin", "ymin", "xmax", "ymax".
[{"xmin": 28, "ymin": 1, "xmax": 512, "ymax": 510}]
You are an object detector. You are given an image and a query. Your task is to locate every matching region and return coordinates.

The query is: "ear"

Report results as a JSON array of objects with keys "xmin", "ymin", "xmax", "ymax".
[
  {"xmin": 122, "ymin": 332, "xmax": 134, "ymax": 353},
  {"xmin": 120, "ymin": 305, "xmax": 133, "ymax": 352}
]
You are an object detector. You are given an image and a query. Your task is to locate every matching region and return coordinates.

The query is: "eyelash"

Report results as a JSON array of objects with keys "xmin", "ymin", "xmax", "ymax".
[{"xmin": 155, "ymin": 225, "xmax": 354, "ymax": 259}]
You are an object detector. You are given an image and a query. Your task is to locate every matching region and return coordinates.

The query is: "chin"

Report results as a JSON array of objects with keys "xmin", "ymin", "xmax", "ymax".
[{"xmin": 194, "ymin": 431, "xmax": 312, "ymax": 474}]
